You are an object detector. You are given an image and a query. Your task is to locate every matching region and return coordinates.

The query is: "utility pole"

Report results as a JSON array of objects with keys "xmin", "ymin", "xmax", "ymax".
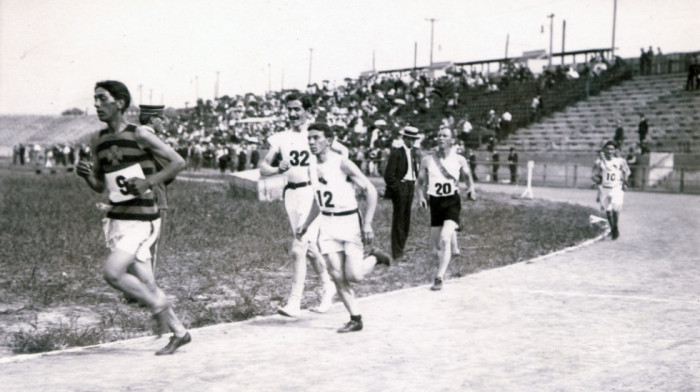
[
  {"xmin": 414, "ymin": 41, "xmax": 418, "ymax": 69},
  {"xmin": 308, "ymin": 48, "xmax": 313, "ymax": 86},
  {"xmin": 505, "ymin": 33, "xmax": 510, "ymax": 59},
  {"xmin": 281, "ymin": 68, "xmax": 285, "ymax": 91},
  {"xmin": 138, "ymin": 84, "xmax": 143, "ymax": 105},
  {"xmin": 425, "ymin": 18, "xmax": 438, "ymax": 66},
  {"xmin": 149, "ymin": 88, "xmax": 153, "ymax": 105},
  {"xmin": 562, "ymin": 20, "xmax": 566, "ymax": 65},
  {"xmin": 372, "ymin": 50, "xmax": 376, "ymax": 73},
  {"xmin": 611, "ymin": 0, "xmax": 617, "ymax": 60},
  {"xmin": 547, "ymin": 13, "xmax": 555, "ymax": 69},
  {"xmin": 214, "ymin": 71, "xmax": 220, "ymax": 99}
]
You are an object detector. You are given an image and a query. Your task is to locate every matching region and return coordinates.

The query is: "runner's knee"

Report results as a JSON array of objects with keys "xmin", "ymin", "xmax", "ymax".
[{"xmin": 291, "ymin": 241, "xmax": 308, "ymax": 260}]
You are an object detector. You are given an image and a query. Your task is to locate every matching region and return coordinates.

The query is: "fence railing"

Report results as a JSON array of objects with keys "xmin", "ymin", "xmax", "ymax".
[{"xmin": 469, "ymin": 161, "xmax": 700, "ymax": 194}]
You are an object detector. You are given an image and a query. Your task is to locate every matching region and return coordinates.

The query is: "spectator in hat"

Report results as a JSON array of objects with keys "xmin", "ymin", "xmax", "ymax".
[{"xmin": 383, "ymin": 126, "xmax": 421, "ymax": 261}]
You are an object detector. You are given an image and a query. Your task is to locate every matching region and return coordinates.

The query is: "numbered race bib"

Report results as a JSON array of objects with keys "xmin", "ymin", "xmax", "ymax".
[{"xmin": 104, "ymin": 164, "xmax": 151, "ymax": 203}]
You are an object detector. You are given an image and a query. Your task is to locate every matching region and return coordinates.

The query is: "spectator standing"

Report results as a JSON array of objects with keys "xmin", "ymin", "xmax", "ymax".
[
  {"xmin": 486, "ymin": 109, "xmax": 500, "ymax": 134},
  {"xmin": 625, "ymin": 146, "xmax": 639, "ymax": 188},
  {"xmin": 138, "ymin": 104, "xmax": 175, "ymax": 277},
  {"xmin": 491, "ymin": 149, "xmax": 500, "ymax": 183},
  {"xmin": 500, "ymin": 111, "xmax": 512, "ymax": 139},
  {"xmin": 19, "ymin": 143, "xmax": 26, "ymax": 165},
  {"xmin": 613, "ymin": 119, "xmax": 625, "ymax": 149},
  {"xmin": 686, "ymin": 54, "xmax": 699, "ymax": 91},
  {"xmin": 507, "ymin": 147, "xmax": 518, "ymax": 184},
  {"xmin": 383, "ymin": 126, "xmax": 421, "ymax": 261},
  {"xmin": 467, "ymin": 149, "xmax": 478, "ymax": 182},
  {"xmin": 190, "ymin": 142, "xmax": 203, "ymax": 171},
  {"xmin": 647, "ymin": 46, "xmax": 655, "ymax": 74},
  {"xmin": 237, "ymin": 144, "xmax": 247, "ymax": 172},
  {"xmin": 638, "ymin": 113, "xmax": 649, "ymax": 147},
  {"xmin": 12, "ymin": 144, "xmax": 19, "ymax": 165},
  {"xmin": 457, "ymin": 115, "xmax": 473, "ymax": 147},
  {"xmin": 218, "ymin": 151, "xmax": 229, "ymax": 173},
  {"xmin": 639, "ymin": 48, "xmax": 648, "ymax": 75},
  {"xmin": 531, "ymin": 95, "xmax": 541, "ymax": 122},
  {"xmin": 250, "ymin": 144, "xmax": 260, "ymax": 168}
]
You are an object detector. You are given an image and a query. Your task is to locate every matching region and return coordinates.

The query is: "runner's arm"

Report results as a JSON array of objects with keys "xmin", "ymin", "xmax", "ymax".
[
  {"xmin": 458, "ymin": 155, "xmax": 476, "ymax": 200},
  {"xmin": 296, "ymin": 200, "xmax": 320, "ymax": 240},
  {"xmin": 76, "ymin": 132, "xmax": 106, "ymax": 193},
  {"xmin": 131, "ymin": 126, "xmax": 185, "ymax": 195},
  {"xmin": 415, "ymin": 156, "xmax": 430, "ymax": 208},
  {"xmin": 341, "ymin": 158, "xmax": 377, "ymax": 244},
  {"xmin": 259, "ymin": 136, "xmax": 290, "ymax": 176}
]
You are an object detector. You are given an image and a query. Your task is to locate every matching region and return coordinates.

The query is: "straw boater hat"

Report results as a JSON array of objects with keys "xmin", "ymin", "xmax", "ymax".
[{"xmin": 399, "ymin": 126, "xmax": 420, "ymax": 139}]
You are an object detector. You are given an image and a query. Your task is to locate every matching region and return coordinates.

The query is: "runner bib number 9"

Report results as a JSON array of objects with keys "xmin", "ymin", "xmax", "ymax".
[{"xmin": 104, "ymin": 164, "xmax": 151, "ymax": 203}]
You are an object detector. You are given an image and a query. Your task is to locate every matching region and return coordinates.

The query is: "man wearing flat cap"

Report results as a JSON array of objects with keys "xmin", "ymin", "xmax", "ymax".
[
  {"xmin": 384, "ymin": 126, "xmax": 421, "ymax": 261},
  {"xmin": 139, "ymin": 104, "xmax": 171, "ymax": 276}
]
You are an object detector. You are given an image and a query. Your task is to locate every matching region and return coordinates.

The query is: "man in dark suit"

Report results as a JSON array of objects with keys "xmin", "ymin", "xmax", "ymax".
[{"xmin": 383, "ymin": 126, "xmax": 421, "ymax": 261}]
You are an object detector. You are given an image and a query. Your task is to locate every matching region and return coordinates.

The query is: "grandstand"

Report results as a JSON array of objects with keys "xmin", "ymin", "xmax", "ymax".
[
  {"xmin": 505, "ymin": 73, "xmax": 699, "ymax": 153},
  {"xmin": 1, "ymin": 51, "xmax": 697, "ymax": 193}
]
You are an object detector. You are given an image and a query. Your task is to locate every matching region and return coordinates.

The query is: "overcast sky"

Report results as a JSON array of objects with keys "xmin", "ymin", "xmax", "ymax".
[{"xmin": 0, "ymin": 0, "xmax": 698, "ymax": 115}]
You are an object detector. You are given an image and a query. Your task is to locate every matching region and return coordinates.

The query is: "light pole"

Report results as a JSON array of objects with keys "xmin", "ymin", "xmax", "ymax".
[
  {"xmin": 308, "ymin": 48, "xmax": 313, "ymax": 86},
  {"xmin": 611, "ymin": 0, "xmax": 617, "ymax": 60},
  {"xmin": 267, "ymin": 64, "xmax": 271, "ymax": 93},
  {"xmin": 547, "ymin": 13, "xmax": 555, "ymax": 69},
  {"xmin": 425, "ymin": 18, "xmax": 438, "ymax": 66},
  {"xmin": 214, "ymin": 71, "xmax": 220, "ymax": 99}
]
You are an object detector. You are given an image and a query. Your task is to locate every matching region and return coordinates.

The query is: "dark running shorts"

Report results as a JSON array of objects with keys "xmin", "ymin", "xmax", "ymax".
[{"xmin": 429, "ymin": 193, "xmax": 461, "ymax": 227}]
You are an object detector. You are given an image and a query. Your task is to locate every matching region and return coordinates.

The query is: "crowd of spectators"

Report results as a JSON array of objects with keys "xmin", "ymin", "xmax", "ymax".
[
  {"xmin": 12, "ymin": 52, "xmax": 631, "ymax": 176},
  {"xmin": 149, "ymin": 53, "xmax": 627, "ymax": 173},
  {"xmin": 12, "ymin": 142, "xmax": 90, "ymax": 173}
]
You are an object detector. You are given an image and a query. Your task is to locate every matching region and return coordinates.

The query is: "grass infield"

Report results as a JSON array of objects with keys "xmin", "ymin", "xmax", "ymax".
[{"xmin": 0, "ymin": 166, "xmax": 603, "ymax": 354}]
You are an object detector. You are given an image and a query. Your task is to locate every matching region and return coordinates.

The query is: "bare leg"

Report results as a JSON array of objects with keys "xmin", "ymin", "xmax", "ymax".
[
  {"xmin": 102, "ymin": 249, "xmax": 168, "ymax": 311},
  {"xmin": 451, "ymin": 231, "xmax": 460, "ymax": 255},
  {"xmin": 103, "ymin": 250, "xmax": 186, "ymax": 337},
  {"xmin": 278, "ymin": 239, "xmax": 308, "ymax": 317},
  {"xmin": 308, "ymin": 244, "xmax": 336, "ymax": 313},
  {"xmin": 326, "ymin": 252, "xmax": 359, "ymax": 316},
  {"xmin": 436, "ymin": 220, "xmax": 459, "ymax": 279}
]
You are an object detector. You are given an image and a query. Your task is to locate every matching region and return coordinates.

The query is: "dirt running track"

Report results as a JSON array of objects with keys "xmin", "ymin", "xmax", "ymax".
[{"xmin": 1, "ymin": 185, "xmax": 698, "ymax": 392}]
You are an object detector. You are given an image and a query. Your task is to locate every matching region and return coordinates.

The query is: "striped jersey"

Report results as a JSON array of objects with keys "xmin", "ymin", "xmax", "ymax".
[{"xmin": 96, "ymin": 124, "xmax": 160, "ymax": 221}]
